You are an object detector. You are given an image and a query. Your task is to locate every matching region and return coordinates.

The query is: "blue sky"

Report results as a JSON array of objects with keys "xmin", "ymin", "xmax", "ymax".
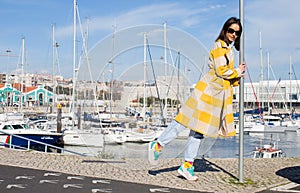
[{"xmin": 0, "ymin": 0, "xmax": 299, "ymax": 83}]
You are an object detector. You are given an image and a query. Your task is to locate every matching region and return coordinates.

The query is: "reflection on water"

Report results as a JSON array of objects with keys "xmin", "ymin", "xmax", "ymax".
[{"xmin": 64, "ymin": 131, "xmax": 300, "ymax": 159}]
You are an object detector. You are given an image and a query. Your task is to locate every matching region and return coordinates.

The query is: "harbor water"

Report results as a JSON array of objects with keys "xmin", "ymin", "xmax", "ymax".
[{"xmin": 65, "ymin": 131, "xmax": 300, "ymax": 159}]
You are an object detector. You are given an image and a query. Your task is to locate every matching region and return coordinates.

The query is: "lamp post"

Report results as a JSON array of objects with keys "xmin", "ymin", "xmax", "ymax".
[{"xmin": 5, "ymin": 49, "xmax": 12, "ymax": 83}]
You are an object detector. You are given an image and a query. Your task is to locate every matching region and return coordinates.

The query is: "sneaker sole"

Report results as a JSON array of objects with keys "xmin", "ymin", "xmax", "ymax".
[
  {"xmin": 148, "ymin": 142, "xmax": 158, "ymax": 165},
  {"xmin": 177, "ymin": 168, "xmax": 198, "ymax": 181}
]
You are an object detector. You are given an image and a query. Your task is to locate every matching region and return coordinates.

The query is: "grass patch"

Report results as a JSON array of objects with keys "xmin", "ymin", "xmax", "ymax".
[
  {"xmin": 97, "ymin": 150, "xmax": 115, "ymax": 159},
  {"xmin": 223, "ymin": 177, "xmax": 256, "ymax": 186}
]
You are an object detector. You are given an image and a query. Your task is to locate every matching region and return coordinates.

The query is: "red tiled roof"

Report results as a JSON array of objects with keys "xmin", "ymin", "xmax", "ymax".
[
  {"xmin": 12, "ymin": 83, "xmax": 22, "ymax": 90},
  {"xmin": 0, "ymin": 83, "xmax": 38, "ymax": 93},
  {"xmin": 26, "ymin": 86, "xmax": 38, "ymax": 92}
]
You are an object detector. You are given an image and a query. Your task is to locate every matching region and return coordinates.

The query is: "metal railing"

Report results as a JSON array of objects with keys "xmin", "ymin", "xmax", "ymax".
[{"xmin": 0, "ymin": 130, "xmax": 86, "ymax": 157}]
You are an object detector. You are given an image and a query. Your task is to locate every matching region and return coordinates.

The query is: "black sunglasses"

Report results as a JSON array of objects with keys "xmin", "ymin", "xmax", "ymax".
[{"xmin": 227, "ymin": 28, "xmax": 241, "ymax": 36}]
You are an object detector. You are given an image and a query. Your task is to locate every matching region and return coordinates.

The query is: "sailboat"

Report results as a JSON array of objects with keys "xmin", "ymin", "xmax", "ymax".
[
  {"xmin": 102, "ymin": 31, "xmax": 170, "ymax": 144},
  {"xmin": 38, "ymin": 0, "xmax": 105, "ymax": 147}
]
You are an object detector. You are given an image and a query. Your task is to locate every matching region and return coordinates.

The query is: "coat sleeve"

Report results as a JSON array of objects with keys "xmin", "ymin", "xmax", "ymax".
[{"xmin": 210, "ymin": 45, "xmax": 243, "ymax": 80}]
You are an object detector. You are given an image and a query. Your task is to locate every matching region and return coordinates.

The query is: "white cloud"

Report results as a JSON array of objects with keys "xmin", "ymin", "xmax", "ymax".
[{"xmin": 56, "ymin": 2, "xmax": 226, "ymax": 39}]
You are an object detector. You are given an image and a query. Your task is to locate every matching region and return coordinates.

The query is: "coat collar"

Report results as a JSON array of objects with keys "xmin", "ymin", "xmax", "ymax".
[{"xmin": 217, "ymin": 39, "xmax": 232, "ymax": 49}]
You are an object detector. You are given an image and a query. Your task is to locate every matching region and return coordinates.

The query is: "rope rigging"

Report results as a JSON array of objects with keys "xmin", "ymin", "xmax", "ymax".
[
  {"xmin": 245, "ymin": 63, "xmax": 265, "ymax": 123},
  {"xmin": 146, "ymin": 38, "xmax": 165, "ymax": 124}
]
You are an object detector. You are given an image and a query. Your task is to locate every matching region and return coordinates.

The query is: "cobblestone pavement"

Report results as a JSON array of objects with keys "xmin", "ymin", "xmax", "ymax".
[{"xmin": 0, "ymin": 147, "xmax": 300, "ymax": 193}]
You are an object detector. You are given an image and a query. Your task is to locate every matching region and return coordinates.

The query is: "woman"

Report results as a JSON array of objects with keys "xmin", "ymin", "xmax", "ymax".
[{"xmin": 148, "ymin": 17, "xmax": 246, "ymax": 181}]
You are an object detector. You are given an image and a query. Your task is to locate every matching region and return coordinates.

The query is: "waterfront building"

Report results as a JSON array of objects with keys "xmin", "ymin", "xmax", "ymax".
[
  {"xmin": 0, "ymin": 71, "xmax": 299, "ymax": 115},
  {"xmin": 0, "ymin": 83, "xmax": 53, "ymax": 107},
  {"xmin": 233, "ymin": 79, "xmax": 300, "ymax": 114}
]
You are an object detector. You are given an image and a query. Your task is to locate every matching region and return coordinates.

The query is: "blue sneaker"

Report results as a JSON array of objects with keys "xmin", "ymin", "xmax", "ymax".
[
  {"xmin": 148, "ymin": 141, "xmax": 162, "ymax": 165},
  {"xmin": 177, "ymin": 164, "xmax": 198, "ymax": 181}
]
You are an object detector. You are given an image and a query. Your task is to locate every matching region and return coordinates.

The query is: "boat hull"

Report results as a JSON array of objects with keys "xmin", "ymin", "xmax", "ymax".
[
  {"xmin": 62, "ymin": 130, "xmax": 104, "ymax": 147},
  {"xmin": 1, "ymin": 133, "xmax": 63, "ymax": 150}
]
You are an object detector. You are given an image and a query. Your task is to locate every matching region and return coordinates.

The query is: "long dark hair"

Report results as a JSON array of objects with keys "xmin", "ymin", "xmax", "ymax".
[{"xmin": 216, "ymin": 17, "xmax": 242, "ymax": 51}]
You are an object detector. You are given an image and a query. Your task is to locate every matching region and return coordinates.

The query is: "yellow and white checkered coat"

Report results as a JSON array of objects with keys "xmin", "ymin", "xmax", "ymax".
[{"xmin": 175, "ymin": 40, "xmax": 242, "ymax": 138}]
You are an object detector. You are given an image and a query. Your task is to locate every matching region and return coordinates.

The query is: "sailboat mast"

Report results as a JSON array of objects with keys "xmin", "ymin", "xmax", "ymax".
[
  {"xmin": 267, "ymin": 50, "xmax": 270, "ymax": 114},
  {"xmin": 164, "ymin": 22, "xmax": 167, "ymax": 76},
  {"xmin": 70, "ymin": 0, "xmax": 77, "ymax": 117},
  {"xmin": 163, "ymin": 22, "xmax": 167, "ymax": 117},
  {"xmin": 83, "ymin": 18, "xmax": 89, "ymax": 102},
  {"xmin": 143, "ymin": 33, "xmax": 147, "ymax": 121},
  {"xmin": 20, "ymin": 37, "xmax": 25, "ymax": 112},
  {"xmin": 259, "ymin": 31, "xmax": 264, "ymax": 112},
  {"xmin": 110, "ymin": 25, "xmax": 116, "ymax": 118},
  {"xmin": 52, "ymin": 23, "xmax": 56, "ymax": 106},
  {"xmin": 289, "ymin": 55, "xmax": 292, "ymax": 110},
  {"xmin": 177, "ymin": 51, "xmax": 180, "ymax": 114}
]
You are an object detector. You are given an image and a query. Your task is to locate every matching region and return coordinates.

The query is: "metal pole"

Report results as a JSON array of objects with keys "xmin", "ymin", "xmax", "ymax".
[
  {"xmin": 289, "ymin": 55, "xmax": 292, "ymax": 110},
  {"xmin": 238, "ymin": 0, "xmax": 245, "ymax": 183}
]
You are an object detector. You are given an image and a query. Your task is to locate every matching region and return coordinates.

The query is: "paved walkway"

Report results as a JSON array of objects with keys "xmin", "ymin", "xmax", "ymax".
[
  {"xmin": 0, "ymin": 147, "xmax": 300, "ymax": 193},
  {"xmin": 1, "ymin": 164, "xmax": 202, "ymax": 193}
]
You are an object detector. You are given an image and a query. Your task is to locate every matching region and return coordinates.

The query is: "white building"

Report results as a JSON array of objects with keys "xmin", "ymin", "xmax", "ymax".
[{"xmin": 233, "ymin": 79, "xmax": 300, "ymax": 113}]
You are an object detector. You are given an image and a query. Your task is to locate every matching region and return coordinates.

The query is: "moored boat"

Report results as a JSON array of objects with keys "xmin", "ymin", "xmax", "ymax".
[
  {"xmin": 251, "ymin": 144, "xmax": 285, "ymax": 158},
  {"xmin": 61, "ymin": 128, "xmax": 104, "ymax": 147},
  {"xmin": 28, "ymin": 114, "xmax": 104, "ymax": 147},
  {"xmin": 251, "ymin": 142, "xmax": 285, "ymax": 158},
  {"xmin": 0, "ymin": 113, "xmax": 63, "ymax": 151},
  {"xmin": 102, "ymin": 127, "xmax": 127, "ymax": 144},
  {"xmin": 125, "ymin": 126, "xmax": 157, "ymax": 143},
  {"xmin": 235, "ymin": 114, "xmax": 299, "ymax": 134}
]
